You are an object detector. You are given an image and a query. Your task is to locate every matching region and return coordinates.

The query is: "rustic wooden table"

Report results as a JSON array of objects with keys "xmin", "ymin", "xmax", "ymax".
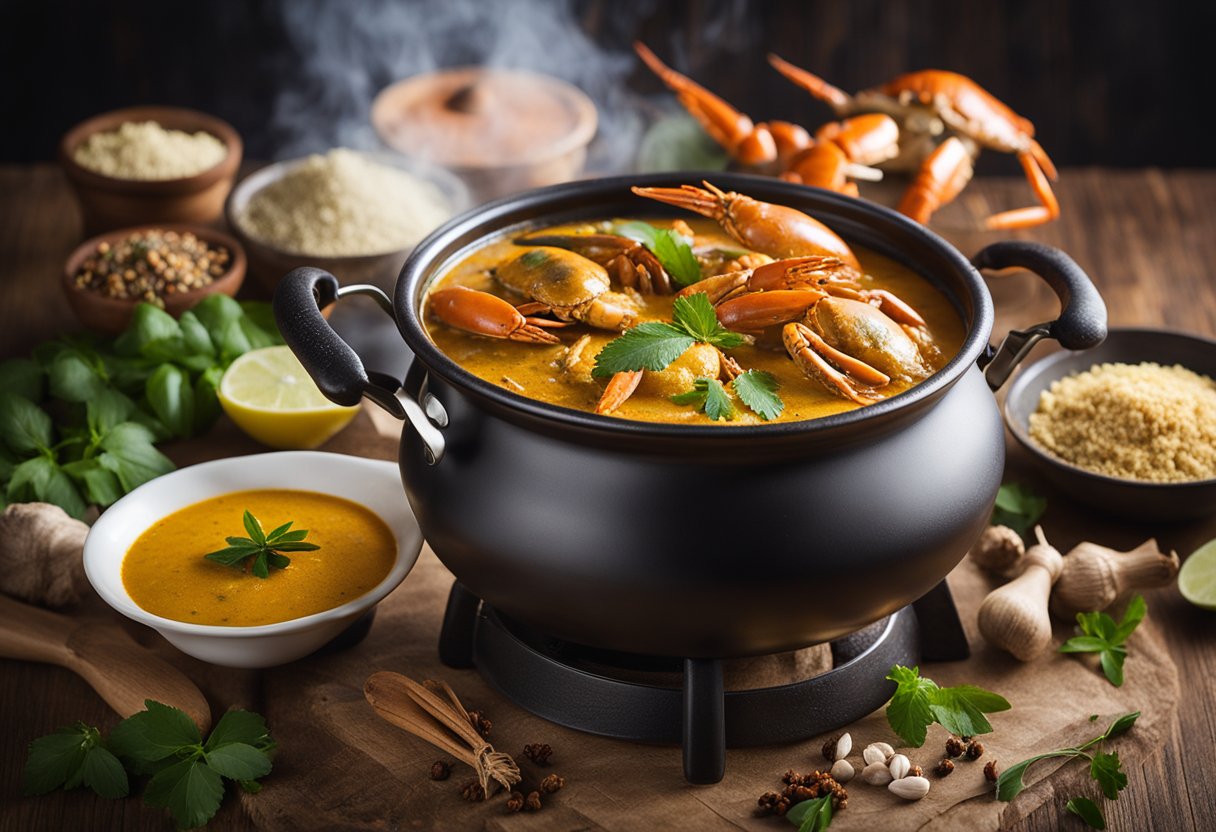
[{"xmin": 0, "ymin": 165, "xmax": 1213, "ymax": 831}]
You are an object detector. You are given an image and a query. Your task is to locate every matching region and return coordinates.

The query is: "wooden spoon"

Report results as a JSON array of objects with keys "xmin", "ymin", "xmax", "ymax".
[{"xmin": 0, "ymin": 594, "xmax": 211, "ymax": 732}]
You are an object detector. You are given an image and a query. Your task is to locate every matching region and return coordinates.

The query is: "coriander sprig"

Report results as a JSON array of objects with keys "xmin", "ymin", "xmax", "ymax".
[
  {"xmin": 613, "ymin": 220, "xmax": 702, "ymax": 286},
  {"xmin": 885, "ymin": 664, "xmax": 1010, "ymax": 747},
  {"xmin": 203, "ymin": 509, "xmax": 319, "ymax": 578},
  {"xmin": 671, "ymin": 378, "xmax": 736, "ymax": 421},
  {"xmin": 672, "ymin": 369, "xmax": 784, "ymax": 422},
  {"xmin": 592, "ymin": 294, "xmax": 744, "ymax": 379},
  {"xmin": 1058, "ymin": 595, "xmax": 1146, "ymax": 686}
]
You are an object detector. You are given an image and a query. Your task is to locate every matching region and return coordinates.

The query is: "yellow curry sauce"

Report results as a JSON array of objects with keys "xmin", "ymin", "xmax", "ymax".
[
  {"xmin": 122, "ymin": 489, "xmax": 396, "ymax": 626},
  {"xmin": 426, "ymin": 218, "xmax": 965, "ymax": 425}
]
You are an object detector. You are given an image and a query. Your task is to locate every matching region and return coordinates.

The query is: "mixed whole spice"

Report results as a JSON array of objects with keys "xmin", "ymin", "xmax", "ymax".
[{"xmin": 73, "ymin": 229, "xmax": 231, "ymax": 308}]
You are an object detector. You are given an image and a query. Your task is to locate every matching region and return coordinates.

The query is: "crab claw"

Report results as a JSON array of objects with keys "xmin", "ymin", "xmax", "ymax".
[
  {"xmin": 428, "ymin": 287, "xmax": 563, "ymax": 344},
  {"xmin": 782, "ymin": 322, "xmax": 884, "ymax": 405},
  {"xmin": 595, "ymin": 370, "xmax": 644, "ymax": 415}
]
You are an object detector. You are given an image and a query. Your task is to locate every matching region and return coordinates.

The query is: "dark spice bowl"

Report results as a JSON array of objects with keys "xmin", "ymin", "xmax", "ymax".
[
  {"xmin": 59, "ymin": 106, "xmax": 243, "ymax": 235},
  {"xmin": 272, "ymin": 173, "xmax": 1108, "ymax": 660},
  {"xmin": 63, "ymin": 223, "xmax": 246, "ymax": 335},
  {"xmin": 1004, "ymin": 327, "xmax": 1216, "ymax": 521}
]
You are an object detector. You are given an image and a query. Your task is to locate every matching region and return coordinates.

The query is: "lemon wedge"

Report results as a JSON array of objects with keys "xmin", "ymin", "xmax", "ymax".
[
  {"xmin": 218, "ymin": 346, "xmax": 360, "ymax": 449},
  {"xmin": 1179, "ymin": 538, "xmax": 1216, "ymax": 611}
]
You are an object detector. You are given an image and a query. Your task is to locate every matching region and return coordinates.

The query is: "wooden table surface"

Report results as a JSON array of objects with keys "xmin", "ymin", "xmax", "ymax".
[{"xmin": 1, "ymin": 164, "xmax": 1213, "ymax": 831}]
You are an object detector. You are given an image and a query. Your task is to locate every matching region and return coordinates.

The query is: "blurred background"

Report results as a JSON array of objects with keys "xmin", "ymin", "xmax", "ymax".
[{"xmin": 3, "ymin": 0, "xmax": 1207, "ymax": 171}]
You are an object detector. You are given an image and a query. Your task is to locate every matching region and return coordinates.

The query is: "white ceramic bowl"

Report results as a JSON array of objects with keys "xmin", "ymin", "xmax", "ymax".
[{"xmin": 84, "ymin": 452, "xmax": 423, "ymax": 668}]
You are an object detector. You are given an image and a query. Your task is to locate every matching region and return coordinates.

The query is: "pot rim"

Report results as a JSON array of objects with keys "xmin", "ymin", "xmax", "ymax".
[{"xmin": 393, "ymin": 172, "xmax": 995, "ymax": 439}]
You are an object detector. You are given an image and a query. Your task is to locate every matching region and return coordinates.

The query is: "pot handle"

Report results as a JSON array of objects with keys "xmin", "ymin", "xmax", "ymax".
[
  {"xmin": 272, "ymin": 267, "xmax": 446, "ymax": 465},
  {"xmin": 972, "ymin": 241, "xmax": 1108, "ymax": 390}
]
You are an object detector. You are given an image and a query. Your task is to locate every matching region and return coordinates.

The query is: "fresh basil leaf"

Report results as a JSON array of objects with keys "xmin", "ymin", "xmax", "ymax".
[
  {"xmin": 204, "ymin": 547, "xmax": 260, "ymax": 567},
  {"xmin": 1059, "ymin": 636, "xmax": 1110, "ymax": 653},
  {"xmin": 218, "ymin": 320, "xmax": 253, "ymax": 362},
  {"xmin": 109, "ymin": 700, "xmax": 202, "ymax": 764},
  {"xmin": 193, "ymin": 366, "xmax": 224, "ymax": 434},
  {"xmin": 23, "ymin": 723, "xmax": 93, "ymax": 795},
  {"xmin": 0, "ymin": 358, "xmax": 44, "ymax": 402},
  {"xmin": 732, "ymin": 369, "xmax": 784, "ymax": 420},
  {"xmin": 178, "ymin": 311, "xmax": 217, "ymax": 360},
  {"xmin": 86, "ymin": 388, "xmax": 136, "ymax": 436},
  {"xmin": 265, "ymin": 521, "xmax": 294, "ymax": 540},
  {"xmin": 270, "ymin": 528, "xmax": 308, "ymax": 543},
  {"xmin": 98, "ymin": 423, "xmax": 175, "ymax": 492},
  {"xmin": 1078, "ymin": 610, "xmax": 1119, "ymax": 643},
  {"xmin": 1065, "ymin": 796, "xmax": 1106, "ymax": 829},
  {"xmin": 146, "ymin": 364, "xmax": 196, "ymax": 439},
  {"xmin": 114, "ymin": 304, "xmax": 181, "ymax": 358},
  {"xmin": 1105, "ymin": 712, "xmax": 1139, "ymax": 738},
  {"xmin": 785, "ymin": 794, "xmax": 833, "ymax": 831},
  {"xmin": 48, "ymin": 352, "xmax": 105, "ymax": 403},
  {"xmin": 239, "ymin": 301, "xmax": 282, "ymax": 346},
  {"xmin": 990, "ymin": 482, "xmax": 1047, "ymax": 541},
  {"xmin": 191, "ymin": 294, "xmax": 243, "ymax": 338},
  {"xmin": 80, "ymin": 745, "xmax": 129, "ymax": 799},
  {"xmin": 0, "ymin": 393, "xmax": 53, "ymax": 455},
  {"xmin": 7, "ymin": 457, "xmax": 87, "ymax": 519},
  {"xmin": 592, "ymin": 323, "xmax": 694, "ymax": 378},
  {"xmin": 204, "ymin": 742, "xmax": 272, "ymax": 781},
  {"xmin": 1089, "ymin": 751, "xmax": 1127, "ymax": 799},
  {"xmin": 142, "ymin": 756, "xmax": 224, "ymax": 831},
  {"xmin": 1112, "ymin": 595, "xmax": 1147, "ymax": 643},
  {"xmin": 205, "ymin": 710, "xmax": 271, "ymax": 753},
  {"xmin": 1099, "ymin": 648, "xmax": 1126, "ymax": 687},
  {"xmin": 928, "ymin": 690, "xmax": 994, "ymax": 739},
  {"xmin": 61, "ymin": 458, "xmax": 124, "ymax": 508}
]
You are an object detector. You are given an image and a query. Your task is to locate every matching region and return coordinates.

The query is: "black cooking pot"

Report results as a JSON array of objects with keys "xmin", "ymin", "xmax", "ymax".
[{"xmin": 274, "ymin": 174, "xmax": 1106, "ymax": 659}]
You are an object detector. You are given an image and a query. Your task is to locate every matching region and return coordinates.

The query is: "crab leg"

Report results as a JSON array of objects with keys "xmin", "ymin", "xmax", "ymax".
[
  {"xmin": 715, "ymin": 289, "xmax": 821, "ymax": 332},
  {"xmin": 897, "ymin": 137, "xmax": 975, "ymax": 224},
  {"xmin": 815, "ymin": 114, "xmax": 901, "ymax": 166},
  {"xmin": 595, "ymin": 370, "xmax": 644, "ymax": 415},
  {"xmin": 767, "ymin": 54, "xmax": 852, "ymax": 114},
  {"xmin": 634, "ymin": 42, "xmax": 776, "ymax": 166},
  {"xmin": 983, "ymin": 148, "xmax": 1060, "ymax": 230},
  {"xmin": 429, "ymin": 287, "xmax": 562, "ymax": 344},
  {"xmin": 782, "ymin": 322, "xmax": 884, "ymax": 405}
]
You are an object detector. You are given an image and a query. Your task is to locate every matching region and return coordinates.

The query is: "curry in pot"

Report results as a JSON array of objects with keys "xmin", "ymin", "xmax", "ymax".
[{"xmin": 424, "ymin": 183, "xmax": 964, "ymax": 425}]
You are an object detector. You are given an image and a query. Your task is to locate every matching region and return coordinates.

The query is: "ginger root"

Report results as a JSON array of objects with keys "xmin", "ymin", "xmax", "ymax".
[{"xmin": 0, "ymin": 502, "xmax": 89, "ymax": 607}]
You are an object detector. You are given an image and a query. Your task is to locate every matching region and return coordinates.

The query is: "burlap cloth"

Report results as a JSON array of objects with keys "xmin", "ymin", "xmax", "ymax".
[{"xmin": 141, "ymin": 411, "xmax": 1176, "ymax": 831}]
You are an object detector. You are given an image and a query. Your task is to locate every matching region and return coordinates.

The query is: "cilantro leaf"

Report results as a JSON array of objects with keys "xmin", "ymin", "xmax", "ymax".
[
  {"xmin": 998, "ymin": 712, "xmax": 1138, "ymax": 802},
  {"xmin": 205, "ymin": 742, "xmax": 272, "ymax": 781},
  {"xmin": 1059, "ymin": 596, "xmax": 1145, "ymax": 686},
  {"xmin": 23, "ymin": 723, "xmax": 93, "ymax": 795},
  {"xmin": 109, "ymin": 699, "xmax": 201, "ymax": 763},
  {"xmin": 80, "ymin": 745, "xmax": 129, "ymax": 799},
  {"xmin": 615, "ymin": 220, "xmax": 702, "ymax": 286},
  {"xmin": 927, "ymin": 685, "xmax": 1011, "ymax": 739},
  {"xmin": 671, "ymin": 294, "xmax": 745, "ymax": 348},
  {"xmin": 785, "ymin": 794, "xmax": 833, "ymax": 831},
  {"xmin": 671, "ymin": 378, "xmax": 736, "ymax": 421},
  {"xmin": 143, "ymin": 756, "xmax": 225, "ymax": 831},
  {"xmin": 204, "ymin": 710, "xmax": 272, "ymax": 753},
  {"xmin": 1065, "ymin": 796, "xmax": 1106, "ymax": 829},
  {"xmin": 732, "ymin": 369, "xmax": 784, "ymax": 420},
  {"xmin": 886, "ymin": 665, "xmax": 1008, "ymax": 747},
  {"xmin": 990, "ymin": 482, "xmax": 1047, "ymax": 542},
  {"xmin": 1089, "ymin": 751, "xmax": 1127, "ymax": 800},
  {"xmin": 592, "ymin": 323, "xmax": 694, "ymax": 378}
]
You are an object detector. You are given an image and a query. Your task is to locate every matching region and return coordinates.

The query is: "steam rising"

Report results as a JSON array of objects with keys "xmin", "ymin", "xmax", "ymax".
[{"xmin": 268, "ymin": 0, "xmax": 659, "ymax": 173}]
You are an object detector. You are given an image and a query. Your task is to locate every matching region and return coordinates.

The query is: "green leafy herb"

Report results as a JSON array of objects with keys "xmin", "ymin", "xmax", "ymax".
[
  {"xmin": 593, "ymin": 294, "xmax": 744, "ymax": 378},
  {"xmin": 1065, "ymin": 796, "xmax": 1106, "ymax": 829},
  {"xmin": 885, "ymin": 665, "xmax": 1010, "ymax": 747},
  {"xmin": 204, "ymin": 510, "xmax": 319, "ymax": 578},
  {"xmin": 670, "ymin": 378, "xmax": 736, "ymax": 421},
  {"xmin": 785, "ymin": 794, "xmax": 833, "ymax": 832},
  {"xmin": 1058, "ymin": 595, "xmax": 1146, "ymax": 686},
  {"xmin": 996, "ymin": 712, "xmax": 1138, "ymax": 802},
  {"xmin": 23, "ymin": 722, "xmax": 128, "ymax": 799},
  {"xmin": 990, "ymin": 482, "xmax": 1047, "ymax": 542},
  {"xmin": 614, "ymin": 220, "xmax": 703, "ymax": 286},
  {"xmin": 731, "ymin": 369, "xmax": 784, "ymax": 421}
]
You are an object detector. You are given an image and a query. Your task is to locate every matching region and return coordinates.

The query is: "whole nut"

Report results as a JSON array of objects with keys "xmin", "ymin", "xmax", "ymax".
[
  {"xmin": 888, "ymin": 775, "xmax": 931, "ymax": 801},
  {"xmin": 862, "ymin": 743, "xmax": 890, "ymax": 766},
  {"xmin": 822, "ymin": 732, "xmax": 852, "ymax": 762},
  {"xmin": 862, "ymin": 760, "xmax": 894, "ymax": 785},
  {"xmin": 873, "ymin": 742, "xmax": 895, "ymax": 761},
  {"xmin": 888, "ymin": 753, "xmax": 911, "ymax": 780},
  {"xmin": 830, "ymin": 758, "xmax": 855, "ymax": 783}
]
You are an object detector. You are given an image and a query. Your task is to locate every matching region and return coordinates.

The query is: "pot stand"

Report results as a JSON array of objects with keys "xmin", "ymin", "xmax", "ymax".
[{"xmin": 438, "ymin": 581, "xmax": 967, "ymax": 784}]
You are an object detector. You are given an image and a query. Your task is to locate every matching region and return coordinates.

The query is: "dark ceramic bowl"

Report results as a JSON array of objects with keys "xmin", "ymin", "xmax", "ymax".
[{"xmin": 1004, "ymin": 327, "xmax": 1216, "ymax": 521}]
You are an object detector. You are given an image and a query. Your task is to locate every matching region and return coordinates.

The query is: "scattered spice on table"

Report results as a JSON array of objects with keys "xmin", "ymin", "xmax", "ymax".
[
  {"xmin": 73, "ymin": 229, "xmax": 231, "ymax": 307},
  {"xmin": 522, "ymin": 742, "xmax": 552, "ymax": 765},
  {"xmin": 73, "ymin": 121, "xmax": 227, "ymax": 180},
  {"xmin": 1028, "ymin": 361, "xmax": 1216, "ymax": 482}
]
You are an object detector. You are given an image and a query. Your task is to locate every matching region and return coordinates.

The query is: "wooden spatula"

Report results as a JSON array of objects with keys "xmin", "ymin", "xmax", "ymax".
[{"xmin": 0, "ymin": 594, "xmax": 211, "ymax": 732}]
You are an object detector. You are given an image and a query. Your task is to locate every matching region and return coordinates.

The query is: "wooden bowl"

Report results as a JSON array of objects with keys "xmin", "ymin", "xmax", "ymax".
[
  {"xmin": 62, "ymin": 224, "xmax": 246, "ymax": 335},
  {"xmin": 60, "ymin": 106, "xmax": 243, "ymax": 235}
]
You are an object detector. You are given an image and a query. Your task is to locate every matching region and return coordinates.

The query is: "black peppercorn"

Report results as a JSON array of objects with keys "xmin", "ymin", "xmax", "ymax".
[
  {"xmin": 934, "ymin": 758, "xmax": 955, "ymax": 777},
  {"xmin": 540, "ymin": 773, "xmax": 566, "ymax": 793},
  {"xmin": 525, "ymin": 790, "xmax": 543, "ymax": 811},
  {"xmin": 429, "ymin": 760, "xmax": 451, "ymax": 781},
  {"xmin": 505, "ymin": 791, "xmax": 524, "ymax": 813},
  {"xmin": 984, "ymin": 759, "xmax": 999, "ymax": 782},
  {"xmin": 523, "ymin": 743, "xmax": 553, "ymax": 765},
  {"xmin": 459, "ymin": 780, "xmax": 485, "ymax": 802},
  {"xmin": 467, "ymin": 710, "xmax": 492, "ymax": 738},
  {"xmin": 965, "ymin": 740, "xmax": 985, "ymax": 760},
  {"xmin": 945, "ymin": 736, "xmax": 965, "ymax": 757}
]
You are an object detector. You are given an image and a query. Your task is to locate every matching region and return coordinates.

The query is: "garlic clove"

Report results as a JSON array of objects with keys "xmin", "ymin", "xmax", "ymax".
[
  {"xmin": 873, "ymin": 741, "xmax": 895, "ymax": 761},
  {"xmin": 830, "ymin": 758, "xmax": 855, "ymax": 783},
  {"xmin": 888, "ymin": 753, "xmax": 911, "ymax": 780},
  {"xmin": 862, "ymin": 761, "xmax": 894, "ymax": 785},
  {"xmin": 889, "ymin": 775, "xmax": 931, "ymax": 800},
  {"xmin": 834, "ymin": 731, "xmax": 852, "ymax": 761},
  {"xmin": 862, "ymin": 744, "xmax": 887, "ymax": 766}
]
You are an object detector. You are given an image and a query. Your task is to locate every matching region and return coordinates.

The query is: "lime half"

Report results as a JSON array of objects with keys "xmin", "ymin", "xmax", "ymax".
[
  {"xmin": 219, "ymin": 346, "xmax": 360, "ymax": 449},
  {"xmin": 1179, "ymin": 538, "xmax": 1216, "ymax": 611}
]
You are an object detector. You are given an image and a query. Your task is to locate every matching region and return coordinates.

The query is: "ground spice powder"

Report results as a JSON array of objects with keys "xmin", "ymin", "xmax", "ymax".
[{"xmin": 1028, "ymin": 361, "xmax": 1216, "ymax": 482}]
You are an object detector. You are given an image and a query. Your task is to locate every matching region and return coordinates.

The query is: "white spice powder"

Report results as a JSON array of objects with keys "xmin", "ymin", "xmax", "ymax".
[
  {"xmin": 73, "ymin": 121, "xmax": 227, "ymax": 180},
  {"xmin": 236, "ymin": 149, "xmax": 452, "ymax": 257}
]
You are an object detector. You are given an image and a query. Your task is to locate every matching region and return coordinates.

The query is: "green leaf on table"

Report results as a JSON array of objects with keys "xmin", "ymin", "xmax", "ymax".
[
  {"xmin": 204, "ymin": 742, "xmax": 272, "ymax": 781},
  {"xmin": 204, "ymin": 710, "xmax": 272, "ymax": 753},
  {"xmin": 109, "ymin": 699, "xmax": 202, "ymax": 763},
  {"xmin": 142, "ymin": 756, "xmax": 225, "ymax": 831},
  {"xmin": 615, "ymin": 220, "xmax": 703, "ymax": 286},
  {"xmin": 1065, "ymin": 796, "xmax": 1106, "ymax": 829},
  {"xmin": 1089, "ymin": 751, "xmax": 1127, "ymax": 800},
  {"xmin": 0, "ymin": 357, "xmax": 44, "ymax": 402},
  {"xmin": 785, "ymin": 794, "xmax": 833, "ymax": 832},
  {"xmin": 98, "ymin": 422, "xmax": 175, "ymax": 492},
  {"xmin": 998, "ymin": 712, "xmax": 1139, "ymax": 802},
  {"xmin": 927, "ymin": 684, "xmax": 1010, "ymax": 739},
  {"xmin": 1059, "ymin": 596, "xmax": 1145, "ymax": 687},
  {"xmin": 731, "ymin": 369, "xmax": 783, "ymax": 421},
  {"xmin": 146, "ymin": 364, "xmax": 196, "ymax": 439},
  {"xmin": 23, "ymin": 723, "xmax": 93, "ymax": 795},
  {"xmin": 990, "ymin": 482, "xmax": 1047, "ymax": 541},
  {"xmin": 885, "ymin": 665, "xmax": 1008, "ymax": 748},
  {"xmin": 592, "ymin": 323, "xmax": 694, "ymax": 378},
  {"xmin": 0, "ymin": 393, "xmax": 53, "ymax": 455},
  {"xmin": 80, "ymin": 745, "xmax": 130, "ymax": 799}
]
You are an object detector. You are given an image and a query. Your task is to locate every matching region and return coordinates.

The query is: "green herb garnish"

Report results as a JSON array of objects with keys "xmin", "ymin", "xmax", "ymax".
[
  {"xmin": 592, "ymin": 294, "xmax": 744, "ymax": 378},
  {"xmin": 671, "ymin": 378, "xmax": 736, "ymax": 421},
  {"xmin": 614, "ymin": 220, "xmax": 702, "ymax": 286},
  {"xmin": 1066, "ymin": 796, "xmax": 1106, "ymax": 829},
  {"xmin": 885, "ymin": 665, "xmax": 1010, "ymax": 747},
  {"xmin": 23, "ymin": 722, "xmax": 128, "ymax": 799},
  {"xmin": 996, "ymin": 712, "xmax": 1137, "ymax": 803},
  {"xmin": 990, "ymin": 482, "xmax": 1047, "ymax": 542},
  {"xmin": 785, "ymin": 793, "xmax": 833, "ymax": 831},
  {"xmin": 731, "ymin": 369, "xmax": 784, "ymax": 421},
  {"xmin": 204, "ymin": 510, "xmax": 319, "ymax": 578},
  {"xmin": 1058, "ymin": 595, "xmax": 1146, "ymax": 686}
]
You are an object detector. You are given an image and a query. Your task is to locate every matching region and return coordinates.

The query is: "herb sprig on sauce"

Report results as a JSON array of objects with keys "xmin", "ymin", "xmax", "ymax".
[{"xmin": 203, "ymin": 510, "xmax": 318, "ymax": 578}]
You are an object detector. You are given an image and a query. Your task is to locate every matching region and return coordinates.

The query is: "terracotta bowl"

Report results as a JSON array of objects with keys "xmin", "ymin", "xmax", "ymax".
[
  {"xmin": 225, "ymin": 152, "xmax": 468, "ymax": 297},
  {"xmin": 63, "ymin": 224, "xmax": 246, "ymax": 335},
  {"xmin": 60, "ymin": 106, "xmax": 243, "ymax": 235}
]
